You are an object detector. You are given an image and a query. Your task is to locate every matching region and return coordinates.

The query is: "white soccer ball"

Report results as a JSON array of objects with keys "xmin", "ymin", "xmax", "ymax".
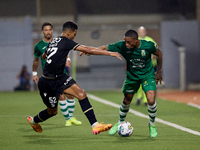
[{"xmin": 117, "ymin": 121, "xmax": 134, "ymax": 137}]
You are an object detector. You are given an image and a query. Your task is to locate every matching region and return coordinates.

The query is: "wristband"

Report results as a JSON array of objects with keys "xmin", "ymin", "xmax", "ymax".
[
  {"xmin": 67, "ymin": 58, "xmax": 71, "ymax": 62},
  {"xmin": 32, "ymin": 72, "xmax": 37, "ymax": 76}
]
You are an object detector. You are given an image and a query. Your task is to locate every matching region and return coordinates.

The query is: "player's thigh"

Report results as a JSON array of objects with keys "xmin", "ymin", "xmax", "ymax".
[
  {"xmin": 38, "ymin": 77, "xmax": 59, "ymax": 109},
  {"xmin": 63, "ymin": 83, "xmax": 86, "ymax": 100},
  {"xmin": 122, "ymin": 79, "xmax": 140, "ymax": 94},
  {"xmin": 39, "ymin": 90, "xmax": 59, "ymax": 109},
  {"xmin": 142, "ymin": 78, "xmax": 156, "ymax": 93},
  {"xmin": 142, "ymin": 78, "xmax": 156, "ymax": 104}
]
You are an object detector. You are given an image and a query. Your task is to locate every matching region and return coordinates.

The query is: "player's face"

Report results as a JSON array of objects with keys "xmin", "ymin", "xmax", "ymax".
[
  {"xmin": 42, "ymin": 25, "xmax": 53, "ymax": 40},
  {"xmin": 124, "ymin": 36, "xmax": 138, "ymax": 49},
  {"xmin": 68, "ymin": 29, "xmax": 77, "ymax": 40},
  {"xmin": 138, "ymin": 28, "xmax": 146, "ymax": 39}
]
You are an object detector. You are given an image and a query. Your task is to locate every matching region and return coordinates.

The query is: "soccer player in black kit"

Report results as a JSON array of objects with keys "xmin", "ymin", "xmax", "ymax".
[{"xmin": 27, "ymin": 21, "xmax": 122, "ymax": 135}]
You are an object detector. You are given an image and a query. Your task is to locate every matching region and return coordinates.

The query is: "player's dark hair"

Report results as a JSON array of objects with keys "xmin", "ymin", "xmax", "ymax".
[
  {"xmin": 125, "ymin": 29, "xmax": 138, "ymax": 39},
  {"xmin": 42, "ymin": 22, "xmax": 53, "ymax": 30},
  {"xmin": 63, "ymin": 21, "xmax": 78, "ymax": 32}
]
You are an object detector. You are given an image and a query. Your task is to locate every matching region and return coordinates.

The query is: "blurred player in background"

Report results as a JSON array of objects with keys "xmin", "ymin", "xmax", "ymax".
[
  {"xmin": 28, "ymin": 21, "xmax": 122, "ymax": 134},
  {"xmin": 32, "ymin": 22, "xmax": 82, "ymax": 126},
  {"xmin": 136, "ymin": 26, "xmax": 158, "ymax": 106},
  {"xmin": 97, "ymin": 29, "xmax": 162, "ymax": 137}
]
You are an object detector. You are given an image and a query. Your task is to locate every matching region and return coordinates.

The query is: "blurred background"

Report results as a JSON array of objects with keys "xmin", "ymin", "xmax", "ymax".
[{"xmin": 0, "ymin": 0, "xmax": 200, "ymax": 91}]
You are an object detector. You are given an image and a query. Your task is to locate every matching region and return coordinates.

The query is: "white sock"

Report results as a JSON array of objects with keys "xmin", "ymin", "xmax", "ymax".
[
  {"xmin": 30, "ymin": 117, "xmax": 36, "ymax": 125},
  {"xmin": 148, "ymin": 102, "xmax": 157, "ymax": 125},
  {"xmin": 92, "ymin": 122, "xmax": 98, "ymax": 128}
]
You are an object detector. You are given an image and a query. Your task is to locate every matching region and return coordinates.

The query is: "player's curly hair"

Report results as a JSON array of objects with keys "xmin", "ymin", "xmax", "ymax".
[
  {"xmin": 125, "ymin": 29, "xmax": 138, "ymax": 39},
  {"xmin": 42, "ymin": 22, "xmax": 53, "ymax": 30},
  {"xmin": 63, "ymin": 21, "xmax": 78, "ymax": 32}
]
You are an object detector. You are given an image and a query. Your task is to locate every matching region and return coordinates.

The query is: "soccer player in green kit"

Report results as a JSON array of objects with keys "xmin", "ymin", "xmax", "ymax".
[
  {"xmin": 98, "ymin": 29, "xmax": 162, "ymax": 137},
  {"xmin": 32, "ymin": 22, "xmax": 82, "ymax": 126}
]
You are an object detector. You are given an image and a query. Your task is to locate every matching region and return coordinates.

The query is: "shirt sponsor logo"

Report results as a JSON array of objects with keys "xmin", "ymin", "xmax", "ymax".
[
  {"xmin": 126, "ymin": 90, "xmax": 134, "ymax": 92},
  {"xmin": 143, "ymin": 81, "xmax": 148, "ymax": 87},
  {"xmin": 42, "ymin": 46, "xmax": 47, "ymax": 49},
  {"xmin": 64, "ymin": 76, "xmax": 72, "ymax": 85}
]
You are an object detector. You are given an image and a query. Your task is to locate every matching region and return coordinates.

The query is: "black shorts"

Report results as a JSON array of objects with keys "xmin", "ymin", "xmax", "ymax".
[{"xmin": 38, "ymin": 74, "xmax": 76, "ymax": 108}]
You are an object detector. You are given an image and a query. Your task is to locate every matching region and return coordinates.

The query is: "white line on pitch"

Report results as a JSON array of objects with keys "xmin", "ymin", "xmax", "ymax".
[
  {"xmin": 187, "ymin": 102, "xmax": 200, "ymax": 109},
  {"xmin": 87, "ymin": 93, "xmax": 200, "ymax": 136}
]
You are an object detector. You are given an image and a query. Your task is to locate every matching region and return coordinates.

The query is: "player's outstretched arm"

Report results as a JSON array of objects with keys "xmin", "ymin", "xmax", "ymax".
[
  {"xmin": 79, "ymin": 45, "xmax": 108, "ymax": 56},
  {"xmin": 154, "ymin": 48, "xmax": 162, "ymax": 84},
  {"xmin": 76, "ymin": 45, "xmax": 122, "ymax": 60},
  {"xmin": 98, "ymin": 45, "xmax": 108, "ymax": 50}
]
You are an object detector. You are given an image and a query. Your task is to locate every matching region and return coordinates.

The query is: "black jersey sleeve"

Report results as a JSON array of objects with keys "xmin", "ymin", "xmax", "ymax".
[{"xmin": 63, "ymin": 37, "xmax": 80, "ymax": 51}]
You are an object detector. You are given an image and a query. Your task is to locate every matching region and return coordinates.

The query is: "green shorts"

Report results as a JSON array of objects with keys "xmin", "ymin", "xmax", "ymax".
[{"xmin": 122, "ymin": 77, "xmax": 156, "ymax": 94}]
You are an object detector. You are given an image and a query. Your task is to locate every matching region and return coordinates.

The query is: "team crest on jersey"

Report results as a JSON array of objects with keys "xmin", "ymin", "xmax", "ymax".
[{"xmin": 141, "ymin": 50, "xmax": 146, "ymax": 56}]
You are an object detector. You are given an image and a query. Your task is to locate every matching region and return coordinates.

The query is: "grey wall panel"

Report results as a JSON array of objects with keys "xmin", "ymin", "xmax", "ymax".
[
  {"xmin": 161, "ymin": 21, "xmax": 200, "ymax": 88},
  {"xmin": 0, "ymin": 17, "xmax": 33, "ymax": 91}
]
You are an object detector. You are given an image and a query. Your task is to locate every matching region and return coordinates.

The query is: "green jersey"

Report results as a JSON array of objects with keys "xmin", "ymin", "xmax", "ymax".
[
  {"xmin": 139, "ymin": 36, "xmax": 157, "ymax": 67},
  {"xmin": 34, "ymin": 40, "xmax": 49, "ymax": 70},
  {"xmin": 34, "ymin": 40, "xmax": 68, "ymax": 74},
  {"xmin": 108, "ymin": 40, "xmax": 158, "ymax": 80}
]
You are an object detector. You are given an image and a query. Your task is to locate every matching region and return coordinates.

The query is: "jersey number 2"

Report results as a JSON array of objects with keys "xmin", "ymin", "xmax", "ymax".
[{"xmin": 46, "ymin": 47, "xmax": 58, "ymax": 64}]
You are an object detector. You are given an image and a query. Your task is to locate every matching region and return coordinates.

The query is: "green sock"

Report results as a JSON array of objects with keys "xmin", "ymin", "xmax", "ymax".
[
  {"xmin": 67, "ymin": 99, "xmax": 75, "ymax": 118},
  {"xmin": 148, "ymin": 102, "xmax": 157, "ymax": 125},
  {"xmin": 119, "ymin": 103, "xmax": 130, "ymax": 123},
  {"xmin": 59, "ymin": 100, "xmax": 70, "ymax": 120}
]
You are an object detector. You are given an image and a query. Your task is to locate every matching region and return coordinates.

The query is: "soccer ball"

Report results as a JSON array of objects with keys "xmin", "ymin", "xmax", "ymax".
[{"xmin": 117, "ymin": 121, "xmax": 134, "ymax": 137}]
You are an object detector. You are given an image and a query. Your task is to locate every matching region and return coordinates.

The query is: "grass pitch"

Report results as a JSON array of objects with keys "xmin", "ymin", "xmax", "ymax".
[{"xmin": 0, "ymin": 90, "xmax": 200, "ymax": 150}]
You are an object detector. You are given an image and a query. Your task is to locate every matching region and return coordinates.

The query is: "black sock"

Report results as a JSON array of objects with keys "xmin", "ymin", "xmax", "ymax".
[
  {"xmin": 79, "ymin": 97, "xmax": 97, "ymax": 125},
  {"xmin": 33, "ymin": 109, "xmax": 54, "ymax": 123}
]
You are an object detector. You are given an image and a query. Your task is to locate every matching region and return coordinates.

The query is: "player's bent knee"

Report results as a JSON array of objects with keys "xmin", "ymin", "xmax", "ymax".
[
  {"xmin": 123, "ymin": 94, "xmax": 133, "ymax": 105},
  {"xmin": 147, "ymin": 99, "xmax": 155, "ymax": 105},
  {"xmin": 77, "ymin": 90, "xmax": 87, "ymax": 100},
  {"xmin": 59, "ymin": 94, "xmax": 65, "ymax": 100},
  {"xmin": 123, "ymin": 98, "xmax": 132, "ymax": 105}
]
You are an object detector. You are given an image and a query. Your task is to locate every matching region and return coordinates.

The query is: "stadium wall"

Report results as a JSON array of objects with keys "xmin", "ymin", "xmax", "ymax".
[
  {"xmin": 161, "ymin": 20, "xmax": 200, "ymax": 88},
  {"xmin": 0, "ymin": 17, "xmax": 33, "ymax": 91}
]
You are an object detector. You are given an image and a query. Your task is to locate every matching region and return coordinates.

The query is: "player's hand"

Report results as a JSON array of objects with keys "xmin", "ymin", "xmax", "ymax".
[
  {"xmin": 33, "ymin": 75, "xmax": 39, "ymax": 84},
  {"xmin": 79, "ymin": 52, "xmax": 91, "ymax": 56},
  {"xmin": 155, "ymin": 71, "xmax": 162, "ymax": 84},
  {"xmin": 42, "ymin": 53, "xmax": 47, "ymax": 60},
  {"xmin": 110, "ymin": 52, "xmax": 122, "ymax": 60}
]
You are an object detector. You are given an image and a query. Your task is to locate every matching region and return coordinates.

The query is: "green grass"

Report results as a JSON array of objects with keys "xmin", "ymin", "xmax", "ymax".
[{"xmin": 0, "ymin": 90, "xmax": 200, "ymax": 150}]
